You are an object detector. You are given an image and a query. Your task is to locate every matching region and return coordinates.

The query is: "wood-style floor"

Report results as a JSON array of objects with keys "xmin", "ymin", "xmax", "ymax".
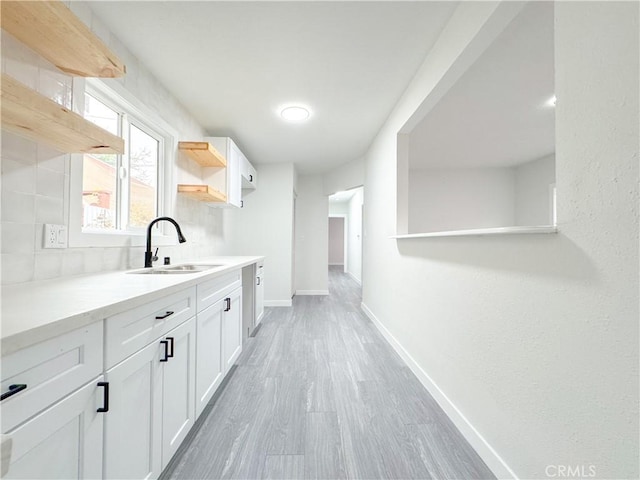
[{"xmin": 165, "ymin": 266, "xmax": 495, "ymax": 480}]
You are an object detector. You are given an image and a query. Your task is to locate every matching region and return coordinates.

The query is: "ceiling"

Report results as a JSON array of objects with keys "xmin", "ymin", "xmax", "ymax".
[
  {"xmin": 329, "ymin": 188, "xmax": 357, "ymax": 204},
  {"xmin": 409, "ymin": 2, "xmax": 555, "ymax": 169},
  {"xmin": 88, "ymin": 1, "xmax": 458, "ymax": 174}
]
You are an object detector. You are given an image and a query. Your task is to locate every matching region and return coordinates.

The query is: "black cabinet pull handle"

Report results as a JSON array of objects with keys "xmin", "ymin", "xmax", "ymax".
[
  {"xmin": 224, "ymin": 297, "xmax": 231, "ymax": 312},
  {"xmin": 166, "ymin": 336, "xmax": 175, "ymax": 358},
  {"xmin": 257, "ymin": 277, "xmax": 261, "ymax": 286},
  {"xmin": 249, "ymin": 174, "xmax": 253, "ymax": 182},
  {"xmin": 160, "ymin": 340, "xmax": 170, "ymax": 362},
  {"xmin": 97, "ymin": 382, "xmax": 109, "ymax": 413},
  {"xmin": 155, "ymin": 311, "xmax": 174, "ymax": 320},
  {"xmin": 241, "ymin": 200, "xmax": 244, "ymax": 208},
  {"xmin": 1, "ymin": 384, "xmax": 27, "ymax": 401}
]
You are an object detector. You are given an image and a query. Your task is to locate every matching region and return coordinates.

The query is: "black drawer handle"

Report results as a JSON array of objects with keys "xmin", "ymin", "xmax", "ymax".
[
  {"xmin": 257, "ymin": 277, "xmax": 261, "ymax": 286},
  {"xmin": 166, "ymin": 336, "xmax": 175, "ymax": 358},
  {"xmin": 155, "ymin": 311, "xmax": 174, "ymax": 320},
  {"xmin": 97, "ymin": 382, "xmax": 109, "ymax": 413},
  {"xmin": 1, "ymin": 384, "xmax": 27, "ymax": 401},
  {"xmin": 160, "ymin": 340, "xmax": 170, "ymax": 362},
  {"xmin": 224, "ymin": 297, "xmax": 231, "ymax": 312},
  {"xmin": 249, "ymin": 174, "xmax": 253, "ymax": 182}
]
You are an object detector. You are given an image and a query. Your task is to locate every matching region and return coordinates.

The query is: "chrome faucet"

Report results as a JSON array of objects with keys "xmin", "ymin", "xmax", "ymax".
[{"xmin": 145, "ymin": 217, "xmax": 186, "ymax": 268}]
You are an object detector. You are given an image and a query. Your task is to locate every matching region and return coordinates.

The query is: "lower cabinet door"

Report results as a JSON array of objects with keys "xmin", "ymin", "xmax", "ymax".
[
  {"xmin": 222, "ymin": 287, "xmax": 243, "ymax": 373},
  {"xmin": 161, "ymin": 318, "xmax": 196, "ymax": 468},
  {"xmin": 104, "ymin": 342, "xmax": 163, "ymax": 480},
  {"xmin": 255, "ymin": 273, "xmax": 264, "ymax": 325},
  {"xmin": 4, "ymin": 378, "xmax": 104, "ymax": 479},
  {"xmin": 195, "ymin": 299, "xmax": 224, "ymax": 418}
]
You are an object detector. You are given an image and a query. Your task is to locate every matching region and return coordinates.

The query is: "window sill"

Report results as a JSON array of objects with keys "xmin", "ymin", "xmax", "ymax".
[{"xmin": 391, "ymin": 225, "xmax": 558, "ymax": 239}]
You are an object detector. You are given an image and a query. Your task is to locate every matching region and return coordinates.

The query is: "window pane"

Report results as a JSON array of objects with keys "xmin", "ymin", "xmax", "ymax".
[
  {"xmin": 82, "ymin": 154, "xmax": 117, "ymax": 230},
  {"xmin": 129, "ymin": 124, "xmax": 158, "ymax": 228},
  {"xmin": 84, "ymin": 94, "xmax": 118, "ymax": 134}
]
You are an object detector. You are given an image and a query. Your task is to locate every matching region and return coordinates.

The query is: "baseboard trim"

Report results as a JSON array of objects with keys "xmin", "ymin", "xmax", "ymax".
[
  {"xmin": 264, "ymin": 300, "xmax": 292, "ymax": 307},
  {"xmin": 360, "ymin": 302, "xmax": 517, "ymax": 480},
  {"xmin": 346, "ymin": 270, "xmax": 361, "ymax": 286},
  {"xmin": 295, "ymin": 290, "xmax": 329, "ymax": 296}
]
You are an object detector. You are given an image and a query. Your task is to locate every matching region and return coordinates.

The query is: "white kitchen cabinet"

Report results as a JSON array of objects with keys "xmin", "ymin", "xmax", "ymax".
[
  {"xmin": 160, "ymin": 318, "xmax": 196, "ymax": 468},
  {"xmin": 240, "ymin": 152, "xmax": 257, "ymax": 190},
  {"xmin": 204, "ymin": 137, "xmax": 243, "ymax": 208},
  {"xmin": 222, "ymin": 287, "xmax": 243, "ymax": 373},
  {"xmin": 3, "ymin": 378, "xmax": 105, "ymax": 480},
  {"xmin": 195, "ymin": 299, "xmax": 224, "ymax": 417},
  {"xmin": 1, "ymin": 322, "xmax": 103, "ymax": 433},
  {"xmin": 104, "ymin": 339, "xmax": 162, "ymax": 480},
  {"xmin": 104, "ymin": 317, "xmax": 196, "ymax": 479}
]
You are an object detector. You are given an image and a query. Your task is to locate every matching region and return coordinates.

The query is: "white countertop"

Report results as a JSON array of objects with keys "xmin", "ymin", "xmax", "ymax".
[{"xmin": 1, "ymin": 256, "xmax": 264, "ymax": 356}]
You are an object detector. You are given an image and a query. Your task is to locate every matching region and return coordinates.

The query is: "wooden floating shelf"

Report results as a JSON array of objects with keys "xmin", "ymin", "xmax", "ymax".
[
  {"xmin": 178, "ymin": 184, "xmax": 227, "ymax": 203},
  {"xmin": 1, "ymin": 74, "xmax": 125, "ymax": 154},
  {"xmin": 178, "ymin": 142, "xmax": 226, "ymax": 168},
  {"xmin": 1, "ymin": 0, "xmax": 126, "ymax": 78}
]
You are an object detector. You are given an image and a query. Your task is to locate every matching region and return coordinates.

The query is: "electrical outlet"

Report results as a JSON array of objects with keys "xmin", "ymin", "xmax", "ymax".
[{"xmin": 43, "ymin": 224, "xmax": 67, "ymax": 249}]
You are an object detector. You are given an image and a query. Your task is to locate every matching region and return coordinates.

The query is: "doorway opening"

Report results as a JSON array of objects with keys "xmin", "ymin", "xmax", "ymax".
[{"xmin": 328, "ymin": 186, "xmax": 364, "ymax": 286}]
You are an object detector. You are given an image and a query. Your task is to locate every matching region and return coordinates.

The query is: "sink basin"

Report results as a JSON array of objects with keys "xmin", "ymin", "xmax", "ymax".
[
  {"xmin": 128, "ymin": 264, "xmax": 224, "ymax": 275},
  {"xmin": 164, "ymin": 264, "xmax": 224, "ymax": 271}
]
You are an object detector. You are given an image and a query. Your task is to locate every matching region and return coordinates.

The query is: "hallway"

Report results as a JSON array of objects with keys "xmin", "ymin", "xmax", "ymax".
[{"xmin": 165, "ymin": 267, "xmax": 494, "ymax": 479}]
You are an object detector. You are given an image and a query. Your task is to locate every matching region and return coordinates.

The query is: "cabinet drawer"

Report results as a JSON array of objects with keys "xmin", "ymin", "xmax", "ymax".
[
  {"xmin": 197, "ymin": 271, "xmax": 241, "ymax": 312},
  {"xmin": 1, "ymin": 322, "xmax": 103, "ymax": 433},
  {"xmin": 106, "ymin": 287, "xmax": 196, "ymax": 369}
]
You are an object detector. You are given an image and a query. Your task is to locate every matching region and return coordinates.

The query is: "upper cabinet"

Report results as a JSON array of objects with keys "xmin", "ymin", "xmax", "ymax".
[
  {"xmin": 1, "ymin": 1, "xmax": 126, "ymax": 78},
  {"xmin": 0, "ymin": 0, "xmax": 127, "ymax": 154},
  {"xmin": 240, "ymin": 152, "xmax": 257, "ymax": 190},
  {"xmin": 205, "ymin": 137, "xmax": 257, "ymax": 208}
]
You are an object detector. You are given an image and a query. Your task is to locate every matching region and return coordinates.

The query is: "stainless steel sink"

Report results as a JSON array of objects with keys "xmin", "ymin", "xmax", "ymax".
[
  {"xmin": 164, "ymin": 264, "xmax": 224, "ymax": 271},
  {"xmin": 128, "ymin": 264, "xmax": 224, "ymax": 274}
]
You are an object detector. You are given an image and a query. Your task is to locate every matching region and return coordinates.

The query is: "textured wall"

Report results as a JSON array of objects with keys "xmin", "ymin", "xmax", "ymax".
[{"xmin": 362, "ymin": 2, "xmax": 638, "ymax": 478}]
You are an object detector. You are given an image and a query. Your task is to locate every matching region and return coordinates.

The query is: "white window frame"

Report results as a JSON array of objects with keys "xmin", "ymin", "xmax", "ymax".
[{"xmin": 68, "ymin": 78, "xmax": 177, "ymax": 248}]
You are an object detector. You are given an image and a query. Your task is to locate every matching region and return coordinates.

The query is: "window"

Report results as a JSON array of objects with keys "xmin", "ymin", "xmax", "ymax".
[
  {"xmin": 69, "ymin": 79, "xmax": 176, "ymax": 248},
  {"xmin": 82, "ymin": 92, "xmax": 161, "ymax": 232}
]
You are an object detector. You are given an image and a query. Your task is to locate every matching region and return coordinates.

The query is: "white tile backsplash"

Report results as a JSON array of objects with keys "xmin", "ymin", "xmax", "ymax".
[
  {"xmin": 1, "ymin": 253, "xmax": 35, "ymax": 284},
  {"xmin": 2, "ymin": 190, "xmax": 36, "ymax": 224},
  {"xmin": 1, "ymin": 223, "xmax": 36, "ymax": 254},
  {"xmin": 2, "ymin": 132, "xmax": 37, "ymax": 164},
  {"xmin": 35, "ymin": 195, "xmax": 64, "ymax": 224},
  {"xmin": 34, "ymin": 252, "xmax": 63, "ymax": 280},
  {"xmin": 61, "ymin": 250, "xmax": 85, "ymax": 277},
  {"xmin": 1, "ymin": 158, "xmax": 36, "ymax": 194},
  {"xmin": 36, "ymin": 168, "xmax": 65, "ymax": 199}
]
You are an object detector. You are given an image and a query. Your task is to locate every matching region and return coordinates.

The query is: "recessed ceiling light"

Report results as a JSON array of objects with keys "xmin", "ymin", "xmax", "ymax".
[{"xmin": 280, "ymin": 106, "xmax": 310, "ymax": 122}]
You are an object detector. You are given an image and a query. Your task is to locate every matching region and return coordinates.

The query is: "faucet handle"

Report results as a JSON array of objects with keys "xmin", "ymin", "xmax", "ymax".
[{"xmin": 152, "ymin": 248, "xmax": 159, "ymax": 263}]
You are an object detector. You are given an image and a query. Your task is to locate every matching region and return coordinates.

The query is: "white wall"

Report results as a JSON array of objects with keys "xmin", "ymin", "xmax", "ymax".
[
  {"xmin": 329, "ymin": 201, "xmax": 349, "ymax": 215},
  {"xmin": 328, "ymin": 217, "xmax": 345, "ymax": 266},
  {"xmin": 360, "ymin": 2, "xmax": 638, "ymax": 479},
  {"xmin": 346, "ymin": 187, "xmax": 363, "ymax": 284},
  {"xmin": 294, "ymin": 174, "xmax": 329, "ymax": 294},
  {"xmin": 0, "ymin": 2, "xmax": 228, "ymax": 285},
  {"xmin": 409, "ymin": 167, "xmax": 515, "ymax": 233},
  {"xmin": 223, "ymin": 163, "xmax": 295, "ymax": 306},
  {"xmin": 323, "ymin": 156, "xmax": 365, "ymax": 196},
  {"xmin": 515, "ymin": 154, "xmax": 555, "ymax": 226}
]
